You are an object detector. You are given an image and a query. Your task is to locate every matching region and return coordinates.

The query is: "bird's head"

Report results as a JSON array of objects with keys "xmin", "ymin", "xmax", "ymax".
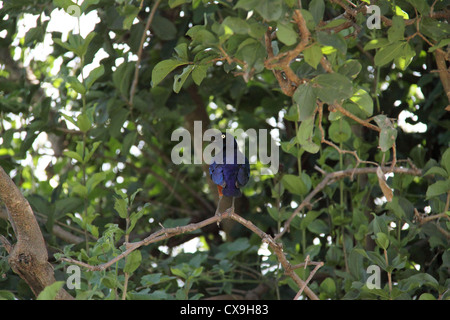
[{"xmin": 219, "ymin": 132, "xmax": 238, "ymax": 150}]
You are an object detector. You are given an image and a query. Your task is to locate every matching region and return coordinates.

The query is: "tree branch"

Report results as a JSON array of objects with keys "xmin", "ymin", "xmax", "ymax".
[
  {"xmin": 61, "ymin": 209, "xmax": 321, "ymax": 300},
  {"xmin": 0, "ymin": 166, "xmax": 73, "ymax": 299},
  {"xmin": 275, "ymin": 165, "xmax": 422, "ymax": 240},
  {"xmin": 129, "ymin": 0, "xmax": 162, "ymax": 107}
]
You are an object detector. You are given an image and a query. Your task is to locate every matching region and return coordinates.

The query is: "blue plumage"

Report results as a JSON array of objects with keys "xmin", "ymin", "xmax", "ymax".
[{"xmin": 209, "ymin": 133, "xmax": 250, "ymax": 198}]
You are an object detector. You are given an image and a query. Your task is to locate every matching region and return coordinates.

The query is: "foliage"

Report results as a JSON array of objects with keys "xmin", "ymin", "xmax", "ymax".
[{"xmin": 0, "ymin": 0, "xmax": 449, "ymax": 300}]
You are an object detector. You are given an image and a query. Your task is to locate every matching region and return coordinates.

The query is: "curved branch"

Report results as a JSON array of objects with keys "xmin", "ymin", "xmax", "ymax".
[
  {"xmin": 0, "ymin": 166, "xmax": 73, "ymax": 299},
  {"xmin": 61, "ymin": 209, "xmax": 321, "ymax": 300},
  {"xmin": 275, "ymin": 165, "xmax": 422, "ymax": 240}
]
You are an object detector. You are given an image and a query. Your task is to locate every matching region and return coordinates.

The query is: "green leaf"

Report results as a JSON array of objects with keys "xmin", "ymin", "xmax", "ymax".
[
  {"xmin": 297, "ymin": 115, "xmax": 320, "ymax": 154},
  {"xmin": 424, "ymin": 166, "xmax": 448, "ymax": 178},
  {"xmin": 64, "ymin": 150, "xmax": 84, "ymax": 163},
  {"xmin": 426, "ymin": 180, "xmax": 450, "ymax": 199},
  {"xmin": 24, "ymin": 26, "xmax": 44, "ymax": 46},
  {"xmin": 320, "ymin": 277, "xmax": 336, "ymax": 296},
  {"xmin": 67, "ymin": 76, "xmax": 86, "ymax": 95},
  {"xmin": 152, "ymin": 15, "xmax": 177, "ymax": 41},
  {"xmin": 420, "ymin": 17, "xmax": 450, "ymax": 41},
  {"xmin": 428, "ymin": 38, "xmax": 450, "ymax": 53},
  {"xmin": 300, "ymin": 210, "xmax": 322, "ymax": 229},
  {"xmin": 168, "ymin": 0, "xmax": 190, "ymax": 8},
  {"xmin": 72, "ymin": 32, "xmax": 96, "ymax": 58},
  {"xmin": 173, "ymin": 65, "xmax": 194, "ymax": 93},
  {"xmin": 80, "ymin": 0, "xmax": 99, "ymax": 12},
  {"xmin": 113, "ymin": 61, "xmax": 135, "ymax": 98},
  {"xmin": 186, "ymin": 26, "xmax": 217, "ymax": 46},
  {"xmin": 307, "ymin": 219, "xmax": 329, "ymax": 234},
  {"xmin": 366, "ymin": 251, "xmax": 387, "ymax": 270},
  {"xmin": 292, "ymin": 83, "xmax": 316, "ymax": 121},
  {"xmin": 222, "ymin": 16, "xmax": 250, "ymax": 35},
  {"xmin": 77, "ymin": 113, "xmax": 91, "ymax": 133},
  {"xmin": 171, "ymin": 267, "xmax": 187, "ymax": 279},
  {"xmin": 282, "ymin": 174, "xmax": 308, "ymax": 196},
  {"xmin": 319, "ymin": 18, "xmax": 347, "ymax": 30},
  {"xmin": 85, "ymin": 65, "xmax": 104, "ymax": 90},
  {"xmin": 374, "ymin": 115, "xmax": 397, "ymax": 152},
  {"xmin": 86, "ymin": 172, "xmax": 106, "ymax": 193},
  {"xmin": 375, "ymin": 232, "xmax": 390, "ymax": 250},
  {"xmin": 363, "ymin": 38, "xmax": 389, "ymax": 51},
  {"xmin": 312, "ymin": 73, "xmax": 353, "ymax": 104},
  {"xmin": 394, "ymin": 42, "xmax": 415, "ymax": 70},
  {"xmin": 309, "ymin": 0, "xmax": 325, "ymax": 25},
  {"xmin": 192, "ymin": 65, "xmax": 208, "ymax": 86},
  {"xmin": 37, "ymin": 281, "xmax": 65, "ymax": 300},
  {"xmin": 53, "ymin": 0, "xmax": 77, "ymax": 11},
  {"xmin": 442, "ymin": 148, "xmax": 450, "ymax": 175},
  {"xmin": 84, "ymin": 141, "xmax": 102, "ymax": 163},
  {"xmin": 350, "ymin": 88, "xmax": 373, "ymax": 116},
  {"xmin": 235, "ymin": 0, "xmax": 283, "ymax": 21},
  {"xmin": 329, "ymin": 119, "xmax": 351, "ymax": 143},
  {"xmin": 387, "ymin": 16, "xmax": 405, "ymax": 43},
  {"xmin": 60, "ymin": 112, "xmax": 78, "ymax": 127},
  {"xmin": 303, "ymin": 44, "xmax": 323, "ymax": 69},
  {"xmin": 300, "ymin": 9, "xmax": 316, "ymax": 30},
  {"xmin": 405, "ymin": 0, "xmax": 430, "ymax": 15},
  {"xmin": 124, "ymin": 250, "xmax": 142, "ymax": 274},
  {"xmin": 317, "ymin": 31, "xmax": 347, "ymax": 54},
  {"xmin": 0, "ymin": 290, "xmax": 15, "ymax": 300},
  {"xmin": 235, "ymin": 38, "xmax": 266, "ymax": 72},
  {"xmin": 114, "ymin": 197, "xmax": 128, "ymax": 219},
  {"xmin": 385, "ymin": 197, "xmax": 406, "ymax": 219},
  {"xmin": 152, "ymin": 59, "xmax": 188, "ymax": 87},
  {"xmin": 120, "ymin": 5, "xmax": 140, "ymax": 30},
  {"xmin": 374, "ymin": 41, "xmax": 404, "ymax": 67},
  {"xmin": 277, "ymin": 22, "xmax": 298, "ymax": 46},
  {"xmin": 52, "ymin": 37, "xmax": 74, "ymax": 52},
  {"xmin": 338, "ymin": 59, "xmax": 362, "ymax": 79},
  {"xmin": 128, "ymin": 204, "xmax": 149, "ymax": 235},
  {"xmin": 174, "ymin": 43, "xmax": 189, "ymax": 61},
  {"xmin": 399, "ymin": 273, "xmax": 439, "ymax": 292},
  {"xmin": 419, "ymin": 293, "xmax": 436, "ymax": 300}
]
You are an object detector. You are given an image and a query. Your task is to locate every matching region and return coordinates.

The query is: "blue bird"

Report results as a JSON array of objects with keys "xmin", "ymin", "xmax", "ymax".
[{"xmin": 209, "ymin": 132, "xmax": 250, "ymax": 218}]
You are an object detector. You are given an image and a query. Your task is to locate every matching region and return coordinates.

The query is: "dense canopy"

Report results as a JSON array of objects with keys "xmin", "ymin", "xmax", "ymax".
[{"xmin": 0, "ymin": 0, "xmax": 449, "ymax": 300}]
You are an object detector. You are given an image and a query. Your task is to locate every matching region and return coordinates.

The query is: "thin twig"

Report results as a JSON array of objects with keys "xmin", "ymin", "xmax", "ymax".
[
  {"xmin": 129, "ymin": 0, "xmax": 162, "ymax": 107},
  {"xmin": 294, "ymin": 258, "xmax": 324, "ymax": 300},
  {"xmin": 275, "ymin": 165, "xmax": 422, "ymax": 240},
  {"xmin": 60, "ymin": 208, "xmax": 321, "ymax": 300}
]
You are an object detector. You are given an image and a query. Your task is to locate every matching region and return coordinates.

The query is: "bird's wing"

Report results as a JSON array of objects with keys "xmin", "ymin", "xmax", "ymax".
[
  {"xmin": 209, "ymin": 162, "xmax": 226, "ymax": 187},
  {"xmin": 236, "ymin": 157, "xmax": 250, "ymax": 188}
]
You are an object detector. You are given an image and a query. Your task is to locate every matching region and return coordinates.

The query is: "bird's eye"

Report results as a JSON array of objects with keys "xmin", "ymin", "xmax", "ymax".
[{"xmin": 221, "ymin": 134, "xmax": 226, "ymax": 139}]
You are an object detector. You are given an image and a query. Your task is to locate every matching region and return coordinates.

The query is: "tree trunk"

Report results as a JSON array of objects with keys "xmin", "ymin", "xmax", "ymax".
[{"xmin": 0, "ymin": 166, "xmax": 73, "ymax": 300}]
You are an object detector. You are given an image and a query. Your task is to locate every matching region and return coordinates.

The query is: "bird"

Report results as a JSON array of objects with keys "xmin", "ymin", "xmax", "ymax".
[{"xmin": 209, "ymin": 132, "xmax": 250, "ymax": 220}]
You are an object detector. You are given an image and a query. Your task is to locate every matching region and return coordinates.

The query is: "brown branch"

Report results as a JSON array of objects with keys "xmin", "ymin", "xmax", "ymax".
[
  {"xmin": 293, "ymin": 257, "xmax": 324, "ymax": 300},
  {"xmin": 434, "ymin": 49, "xmax": 450, "ymax": 106},
  {"xmin": 0, "ymin": 166, "xmax": 73, "ymax": 299},
  {"xmin": 264, "ymin": 9, "xmax": 310, "ymax": 96},
  {"xmin": 275, "ymin": 165, "xmax": 422, "ymax": 240},
  {"xmin": 61, "ymin": 209, "xmax": 321, "ymax": 300},
  {"xmin": 332, "ymin": 103, "xmax": 381, "ymax": 132},
  {"xmin": 129, "ymin": 0, "xmax": 162, "ymax": 107}
]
